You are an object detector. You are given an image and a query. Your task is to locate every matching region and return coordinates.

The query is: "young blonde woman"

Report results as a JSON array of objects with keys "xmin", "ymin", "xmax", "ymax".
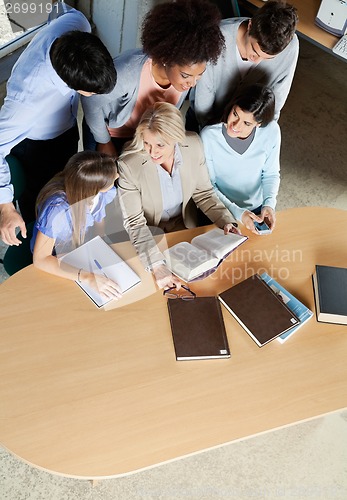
[
  {"xmin": 117, "ymin": 102, "xmax": 240, "ymax": 290},
  {"xmin": 31, "ymin": 151, "xmax": 121, "ymax": 300}
]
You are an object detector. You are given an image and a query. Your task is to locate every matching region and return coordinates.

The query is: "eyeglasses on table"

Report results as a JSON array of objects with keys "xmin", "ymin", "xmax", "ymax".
[{"xmin": 163, "ymin": 285, "xmax": 196, "ymax": 300}]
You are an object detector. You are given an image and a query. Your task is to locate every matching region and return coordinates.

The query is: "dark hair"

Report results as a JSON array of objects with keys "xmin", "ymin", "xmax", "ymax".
[
  {"xmin": 222, "ymin": 85, "xmax": 275, "ymax": 127},
  {"xmin": 249, "ymin": 1, "xmax": 298, "ymax": 55},
  {"xmin": 141, "ymin": 0, "xmax": 225, "ymax": 66},
  {"xmin": 50, "ymin": 31, "xmax": 117, "ymax": 93}
]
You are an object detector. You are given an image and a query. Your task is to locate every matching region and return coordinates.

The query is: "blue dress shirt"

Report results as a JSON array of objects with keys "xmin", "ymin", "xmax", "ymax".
[
  {"xmin": 0, "ymin": 5, "xmax": 90, "ymax": 204},
  {"xmin": 156, "ymin": 145, "xmax": 183, "ymax": 222},
  {"xmin": 30, "ymin": 187, "xmax": 117, "ymax": 255}
]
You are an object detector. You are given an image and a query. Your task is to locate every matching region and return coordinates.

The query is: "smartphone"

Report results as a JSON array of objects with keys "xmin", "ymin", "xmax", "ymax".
[{"xmin": 254, "ymin": 220, "xmax": 272, "ymax": 234}]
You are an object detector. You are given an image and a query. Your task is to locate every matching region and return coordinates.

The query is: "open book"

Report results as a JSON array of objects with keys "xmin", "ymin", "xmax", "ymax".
[
  {"xmin": 163, "ymin": 228, "xmax": 247, "ymax": 282},
  {"xmin": 60, "ymin": 235, "xmax": 141, "ymax": 308}
]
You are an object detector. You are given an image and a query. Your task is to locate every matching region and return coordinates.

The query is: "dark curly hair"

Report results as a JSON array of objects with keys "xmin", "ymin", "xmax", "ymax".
[
  {"xmin": 141, "ymin": 0, "xmax": 225, "ymax": 66},
  {"xmin": 250, "ymin": 1, "xmax": 298, "ymax": 55}
]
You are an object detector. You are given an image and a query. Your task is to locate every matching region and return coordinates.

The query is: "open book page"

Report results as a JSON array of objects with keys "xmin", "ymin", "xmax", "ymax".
[
  {"xmin": 60, "ymin": 235, "xmax": 141, "ymax": 308},
  {"xmin": 163, "ymin": 241, "xmax": 219, "ymax": 282},
  {"xmin": 191, "ymin": 228, "xmax": 247, "ymax": 260}
]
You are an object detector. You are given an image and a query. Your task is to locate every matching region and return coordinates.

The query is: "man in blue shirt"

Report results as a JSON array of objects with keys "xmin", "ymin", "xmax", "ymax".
[{"xmin": 0, "ymin": 3, "xmax": 116, "ymax": 246}]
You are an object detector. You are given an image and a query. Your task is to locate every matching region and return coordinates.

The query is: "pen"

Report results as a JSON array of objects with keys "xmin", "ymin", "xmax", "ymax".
[{"xmin": 94, "ymin": 259, "xmax": 108, "ymax": 279}]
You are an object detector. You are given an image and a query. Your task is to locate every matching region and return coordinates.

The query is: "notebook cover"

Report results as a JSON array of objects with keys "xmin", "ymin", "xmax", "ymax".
[
  {"xmin": 167, "ymin": 297, "xmax": 230, "ymax": 360},
  {"xmin": 313, "ymin": 265, "xmax": 347, "ymax": 324},
  {"xmin": 218, "ymin": 274, "xmax": 299, "ymax": 347}
]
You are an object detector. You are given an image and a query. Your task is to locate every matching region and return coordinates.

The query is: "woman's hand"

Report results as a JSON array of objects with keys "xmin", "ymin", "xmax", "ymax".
[
  {"xmin": 241, "ymin": 210, "xmax": 263, "ymax": 234},
  {"xmin": 80, "ymin": 270, "xmax": 123, "ymax": 300},
  {"xmin": 152, "ymin": 263, "xmax": 181, "ymax": 290},
  {"xmin": 261, "ymin": 206, "xmax": 276, "ymax": 231},
  {"xmin": 223, "ymin": 223, "xmax": 242, "ymax": 236}
]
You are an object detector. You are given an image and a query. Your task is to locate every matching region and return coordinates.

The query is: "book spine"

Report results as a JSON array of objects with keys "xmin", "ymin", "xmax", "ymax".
[{"xmin": 215, "ymin": 297, "xmax": 230, "ymax": 352}]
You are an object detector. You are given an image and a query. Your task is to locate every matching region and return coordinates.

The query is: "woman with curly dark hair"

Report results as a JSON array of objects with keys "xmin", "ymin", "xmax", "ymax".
[{"xmin": 81, "ymin": 0, "xmax": 225, "ymax": 158}]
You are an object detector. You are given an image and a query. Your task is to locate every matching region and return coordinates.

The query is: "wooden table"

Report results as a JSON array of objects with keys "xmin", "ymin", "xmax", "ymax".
[
  {"xmin": 0, "ymin": 207, "xmax": 347, "ymax": 479},
  {"xmin": 239, "ymin": 0, "xmax": 341, "ymax": 54}
]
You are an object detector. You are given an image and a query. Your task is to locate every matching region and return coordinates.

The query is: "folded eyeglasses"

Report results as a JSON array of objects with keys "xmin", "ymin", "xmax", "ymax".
[{"xmin": 163, "ymin": 285, "xmax": 196, "ymax": 300}]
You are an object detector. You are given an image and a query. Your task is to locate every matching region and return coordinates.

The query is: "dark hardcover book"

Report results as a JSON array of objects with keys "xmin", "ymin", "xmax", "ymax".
[
  {"xmin": 218, "ymin": 274, "xmax": 300, "ymax": 347},
  {"xmin": 312, "ymin": 265, "xmax": 347, "ymax": 325},
  {"xmin": 260, "ymin": 272, "xmax": 313, "ymax": 343},
  {"xmin": 167, "ymin": 297, "xmax": 231, "ymax": 360}
]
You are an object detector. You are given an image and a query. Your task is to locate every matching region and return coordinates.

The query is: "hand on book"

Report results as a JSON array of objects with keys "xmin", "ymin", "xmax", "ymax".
[
  {"xmin": 80, "ymin": 270, "xmax": 123, "ymax": 300},
  {"xmin": 152, "ymin": 263, "xmax": 182, "ymax": 290},
  {"xmin": 223, "ymin": 223, "xmax": 242, "ymax": 236}
]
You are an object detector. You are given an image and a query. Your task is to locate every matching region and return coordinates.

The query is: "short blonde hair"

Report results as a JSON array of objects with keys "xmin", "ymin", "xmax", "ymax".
[{"xmin": 121, "ymin": 102, "xmax": 186, "ymax": 156}]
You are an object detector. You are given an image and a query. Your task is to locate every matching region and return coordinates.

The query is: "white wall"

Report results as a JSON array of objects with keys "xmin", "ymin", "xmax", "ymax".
[
  {"xmin": 90, "ymin": 0, "xmax": 158, "ymax": 58},
  {"xmin": 91, "ymin": 0, "xmax": 124, "ymax": 57}
]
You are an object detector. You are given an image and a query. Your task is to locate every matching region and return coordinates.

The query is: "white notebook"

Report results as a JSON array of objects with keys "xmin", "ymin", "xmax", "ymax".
[{"xmin": 60, "ymin": 235, "xmax": 141, "ymax": 307}]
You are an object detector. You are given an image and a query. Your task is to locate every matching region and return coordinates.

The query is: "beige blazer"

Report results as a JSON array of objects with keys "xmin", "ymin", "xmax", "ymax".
[{"xmin": 118, "ymin": 131, "xmax": 237, "ymax": 269}]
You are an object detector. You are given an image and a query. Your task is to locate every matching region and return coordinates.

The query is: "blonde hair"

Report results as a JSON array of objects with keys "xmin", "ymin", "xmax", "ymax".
[
  {"xmin": 120, "ymin": 102, "xmax": 186, "ymax": 157},
  {"xmin": 36, "ymin": 151, "xmax": 117, "ymax": 248}
]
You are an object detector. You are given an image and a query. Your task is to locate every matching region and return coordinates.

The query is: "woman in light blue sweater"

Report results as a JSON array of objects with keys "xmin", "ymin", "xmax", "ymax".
[{"xmin": 200, "ymin": 84, "xmax": 280, "ymax": 234}]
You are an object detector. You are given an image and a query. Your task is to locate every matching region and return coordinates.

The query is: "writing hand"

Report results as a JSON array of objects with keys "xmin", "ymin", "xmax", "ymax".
[{"xmin": 80, "ymin": 270, "xmax": 122, "ymax": 300}]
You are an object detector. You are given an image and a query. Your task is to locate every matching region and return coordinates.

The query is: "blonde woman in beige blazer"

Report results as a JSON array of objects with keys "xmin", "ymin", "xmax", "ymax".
[{"xmin": 118, "ymin": 102, "xmax": 240, "ymax": 290}]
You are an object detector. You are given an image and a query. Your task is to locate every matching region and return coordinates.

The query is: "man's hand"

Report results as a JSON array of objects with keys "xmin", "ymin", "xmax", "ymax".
[
  {"xmin": 0, "ymin": 203, "xmax": 27, "ymax": 246},
  {"xmin": 97, "ymin": 140, "xmax": 118, "ymax": 158}
]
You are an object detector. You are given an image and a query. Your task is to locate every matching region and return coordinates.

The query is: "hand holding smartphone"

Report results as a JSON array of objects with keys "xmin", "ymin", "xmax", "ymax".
[{"xmin": 253, "ymin": 220, "xmax": 272, "ymax": 235}]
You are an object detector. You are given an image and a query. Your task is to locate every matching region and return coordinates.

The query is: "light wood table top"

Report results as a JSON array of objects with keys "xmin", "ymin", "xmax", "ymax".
[
  {"xmin": 241, "ymin": 0, "xmax": 340, "ymax": 52},
  {"xmin": 1, "ymin": 207, "xmax": 347, "ymax": 479}
]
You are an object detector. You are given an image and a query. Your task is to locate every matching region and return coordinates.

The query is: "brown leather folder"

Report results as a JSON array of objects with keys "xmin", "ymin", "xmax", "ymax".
[
  {"xmin": 219, "ymin": 274, "xmax": 300, "ymax": 347},
  {"xmin": 167, "ymin": 297, "xmax": 231, "ymax": 360}
]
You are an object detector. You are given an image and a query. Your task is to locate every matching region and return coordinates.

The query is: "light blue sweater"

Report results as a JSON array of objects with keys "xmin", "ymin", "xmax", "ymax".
[{"xmin": 200, "ymin": 121, "xmax": 281, "ymax": 221}]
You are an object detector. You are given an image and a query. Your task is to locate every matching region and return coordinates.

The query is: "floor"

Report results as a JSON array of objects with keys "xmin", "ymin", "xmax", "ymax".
[{"xmin": 0, "ymin": 38, "xmax": 347, "ymax": 499}]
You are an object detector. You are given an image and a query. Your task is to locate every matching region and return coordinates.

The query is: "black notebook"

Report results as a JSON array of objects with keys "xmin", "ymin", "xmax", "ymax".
[
  {"xmin": 167, "ymin": 297, "xmax": 230, "ymax": 360},
  {"xmin": 312, "ymin": 265, "xmax": 347, "ymax": 325},
  {"xmin": 218, "ymin": 274, "xmax": 300, "ymax": 347}
]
